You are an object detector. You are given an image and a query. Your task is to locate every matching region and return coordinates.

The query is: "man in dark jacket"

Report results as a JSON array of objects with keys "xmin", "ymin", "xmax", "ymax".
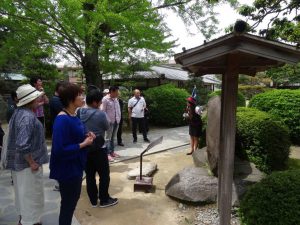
[
  {"xmin": 78, "ymin": 89, "xmax": 118, "ymax": 208},
  {"xmin": 49, "ymin": 81, "xmax": 68, "ymax": 125},
  {"xmin": 6, "ymin": 91, "xmax": 18, "ymax": 123}
]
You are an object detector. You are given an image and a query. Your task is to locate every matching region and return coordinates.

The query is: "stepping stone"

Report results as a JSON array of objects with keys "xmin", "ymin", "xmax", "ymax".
[{"xmin": 127, "ymin": 162, "xmax": 157, "ymax": 180}]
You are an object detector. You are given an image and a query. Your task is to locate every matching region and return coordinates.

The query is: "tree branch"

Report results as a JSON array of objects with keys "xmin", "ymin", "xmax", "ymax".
[{"xmin": 153, "ymin": 0, "xmax": 192, "ymax": 10}]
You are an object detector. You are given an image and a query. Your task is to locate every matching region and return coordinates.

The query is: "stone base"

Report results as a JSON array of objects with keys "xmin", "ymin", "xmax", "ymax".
[{"xmin": 165, "ymin": 162, "xmax": 264, "ymax": 206}]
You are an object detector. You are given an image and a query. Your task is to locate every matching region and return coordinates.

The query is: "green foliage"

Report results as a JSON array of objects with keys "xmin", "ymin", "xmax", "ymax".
[
  {"xmin": 236, "ymin": 107, "xmax": 290, "ymax": 174},
  {"xmin": 288, "ymin": 158, "xmax": 300, "ymax": 171},
  {"xmin": 0, "ymin": 77, "xmax": 19, "ymax": 96},
  {"xmin": 23, "ymin": 50, "xmax": 62, "ymax": 81},
  {"xmin": 249, "ymin": 89, "xmax": 300, "ymax": 144},
  {"xmin": 208, "ymin": 90, "xmax": 246, "ymax": 107},
  {"xmin": 199, "ymin": 114, "xmax": 207, "ymax": 148},
  {"xmin": 0, "ymin": 0, "xmax": 239, "ymax": 85},
  {"xmin": 266, "ymin": 63, "xmax": 300, "ymax": 87},
  {"xmin": 144, "ymin": 84, "xmax": 189, "ymax": 127},
  {"xmin": 239, "ymin": 170, "xmax": 300, "ymax": 225},
  {"xmin": 238, "ymin": 85, "xmax": 271, "ymax": 100},
  {"xmin": 239, "ymin": 1, "xmax": 300, "ymax": 43}
]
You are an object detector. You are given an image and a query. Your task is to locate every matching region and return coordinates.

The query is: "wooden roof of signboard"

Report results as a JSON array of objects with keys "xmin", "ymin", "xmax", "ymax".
[{"xmin": 174, "ymin": 33, "xmax": 300, "ymax": 76}]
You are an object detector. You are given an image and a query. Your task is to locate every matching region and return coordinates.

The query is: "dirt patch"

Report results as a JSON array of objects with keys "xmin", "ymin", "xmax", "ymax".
[{"xmin": 75, "ymin": 148, "xmax": 197, "ymax": 225}]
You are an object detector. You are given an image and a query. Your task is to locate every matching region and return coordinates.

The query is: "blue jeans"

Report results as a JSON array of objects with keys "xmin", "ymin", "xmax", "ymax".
[{"xmin": 105, "ymin": 121, "xmax": 119, "ymax": 154}]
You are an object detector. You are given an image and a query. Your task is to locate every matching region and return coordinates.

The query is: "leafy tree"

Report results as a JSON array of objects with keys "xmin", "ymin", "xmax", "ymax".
[
  {"xmin": 22, "ymin": 49, "xmax": 61, "ymax": 81},
  {"xmin": 238, "ymin": 0, "xmax": 300, "ymax": 43},
  {"xmin": 238, "ymin": 1, "xmax": 300, "ymax": 86},
  {"xmin": 266, "ymin": 63, "xmax": 300, "ymax": 87},
  {"xmin": 0, "ymin": 0, "xmax": 237, "ymax": 87}
]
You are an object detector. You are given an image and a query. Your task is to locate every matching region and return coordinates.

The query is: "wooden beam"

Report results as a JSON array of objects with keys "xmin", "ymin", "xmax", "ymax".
[
  {"xmin": 237, "ymin": 42, "xmax": 300, "ymax": 64},
  {"xmin": 179, "ymin": 44, "xmax": 236, "ymax": 67},
  {"xmin": 218, "ymin": 53, "xmax": 239, "ymax": 225}
]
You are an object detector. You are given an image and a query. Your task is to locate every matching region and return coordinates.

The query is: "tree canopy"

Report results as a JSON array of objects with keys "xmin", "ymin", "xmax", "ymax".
[
  {"xmin": 238, "ymin": 0, "xmax": 300, "ymax": 86},
  {"xmin": 239, "ymin": 0, "xmax": 300, "ymax": 43},
  {"xmin": 0, "ymin": 0, "xmax": 237, "ymax": 86}
]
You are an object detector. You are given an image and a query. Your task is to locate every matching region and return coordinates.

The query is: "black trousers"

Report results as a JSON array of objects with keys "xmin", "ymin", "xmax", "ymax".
[
  {"xmin": 85, "ymin": 148, "xmax": 110, "ymax": 205},
  {"xmin": 131, "ymin": 117, "xmax": 147, "ymax": 140},
  {"xmin": 117, "ymin": 117, "xmax": 123, "ymax": 144},
  {"xmin": 58, "ymin": 177, "xmax": 82, "ymax": 225}
]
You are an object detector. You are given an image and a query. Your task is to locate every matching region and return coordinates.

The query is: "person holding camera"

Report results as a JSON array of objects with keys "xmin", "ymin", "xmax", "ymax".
[
  {"xmin": 30, "ymin": 77, "xmax": 49, "ymax": 126},
  {"xmin": 185, "ymin": 97, "xmax": 202, "ymax": 155}
]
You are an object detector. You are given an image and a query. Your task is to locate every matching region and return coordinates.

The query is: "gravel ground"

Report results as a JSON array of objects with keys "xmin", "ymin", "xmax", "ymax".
[
  {"xmin": 176, "ymin": 203, "xmax": 240, "ymax": 225},
  {"xmin": 194, "ymin": 204, "xmax": 240, "ymax": 225}
]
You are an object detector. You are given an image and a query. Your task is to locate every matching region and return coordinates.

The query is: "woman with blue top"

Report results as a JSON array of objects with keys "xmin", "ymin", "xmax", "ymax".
[{"xmin": 50, "ymin": 83, "xmax": 95, "ymax": 225}]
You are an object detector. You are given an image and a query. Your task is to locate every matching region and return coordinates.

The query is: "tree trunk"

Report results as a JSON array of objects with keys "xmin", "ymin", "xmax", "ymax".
[{"xmin": 82, "ymin": 45, "xmax": 103, "ymax": 89}]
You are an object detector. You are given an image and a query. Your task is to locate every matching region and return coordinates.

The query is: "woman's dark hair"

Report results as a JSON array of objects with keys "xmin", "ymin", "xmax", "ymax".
[
  {"xmin": 87, "ymin": 85, "xmax": 100, "ymax": 93},
  {"xmin": 30, "ymin": 76, "xmax": 42, "ymax": 87},
  {"xmin": 86, "ymin": 89, "xmax": 103, "ymax": 105},
  {"xmin": 10, "ymin": 90, "xmax": 17, "ymax": 100},
  {"xmin": 60, "ymin": 83, "xmax": 82, "ymax": 107},
  {"xmin": 188, "ymin": 104, "xmax": 197, "ymax": 118}
]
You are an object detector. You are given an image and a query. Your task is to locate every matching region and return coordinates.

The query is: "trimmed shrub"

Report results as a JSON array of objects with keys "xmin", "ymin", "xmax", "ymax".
[
  {"xmin": 208, "ymin": 90, "xmax": 246, "ymax": 107},
  {"xmin": 249, "ymin": 89, "xmax": 300, "ymax": 144},
  {"xmin": 144, "ymin": 84, "xmax": 189, "ymax": 126},
  {"xmin": 236, "ymin": 107, "xmax": 290, "ymax": 174},
  {"xmin": 239, "ymin": 170, "xmax": 300, "ymax": 225},
  {"xmin": 238, "ymin": 85, "xmax": 271, "ymax": 100}
]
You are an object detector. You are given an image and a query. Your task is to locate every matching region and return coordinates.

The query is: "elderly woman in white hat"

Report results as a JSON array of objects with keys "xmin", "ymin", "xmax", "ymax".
[{"xmin": 6, "ymin": 84, "xmax": 49, "ymax": 225}]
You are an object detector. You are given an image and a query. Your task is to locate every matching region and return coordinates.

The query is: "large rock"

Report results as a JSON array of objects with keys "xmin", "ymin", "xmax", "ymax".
[
  {"xmin": 165, "ymin": 164, "xmax": 264, "ymax": 205},
  {"xmin": 206, "ymin": 96, "xmax": 221, "ymax": 176},
  {"xmin": 127, "ymin": 162, "xmax": 157, "ymax": 180},
  {"xmin": 165, "ymin": 167, "xmax": 218, "ymax": 203},
  {"xmin": 192, "ymin": 147, "xmax": 208, "ymax": 167}
]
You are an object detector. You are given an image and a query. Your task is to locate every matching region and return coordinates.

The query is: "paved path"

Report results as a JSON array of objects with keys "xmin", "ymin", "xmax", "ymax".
[
  {"xmin": 112, "ymin": 126, "xmax": 190, "ymax": 162},
  {"xmin": 0, "ymin": 126, "xmax": 189, "ymax": 225}
]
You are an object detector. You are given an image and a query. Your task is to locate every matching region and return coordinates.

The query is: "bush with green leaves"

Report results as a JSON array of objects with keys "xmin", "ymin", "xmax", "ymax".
[
  {"xmin": 236, "ymin": 107, "xmax": 290, "ymax": 174},
  {"xmin": 208, "ymin": 90, "xmax": 246, "ymax": 107},
  {"xmin": 238, "ymin": 85, "xmax": 271, "ymax": 100},
  {"xmin": 144, "ymin": 84, "xmax": 189, "ymax": 127},
  {"xmin": 239, "ymin": 170, "xmax": 300, "ymax": 225},
  {"xmin": 249, "ymin": 89, "xmax": 300, "ymax": 144}
]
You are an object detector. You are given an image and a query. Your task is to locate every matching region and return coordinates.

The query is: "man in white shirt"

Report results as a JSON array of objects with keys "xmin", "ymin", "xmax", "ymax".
[{"xmin": 128, "ymin": 89, "xmax": 150, "ymax": 143}]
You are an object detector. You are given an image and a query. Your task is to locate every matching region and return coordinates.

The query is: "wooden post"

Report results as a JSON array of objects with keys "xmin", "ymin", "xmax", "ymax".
[{"xmin": 218, "ymin": 53, "xmax": 239, "ymax": 225}]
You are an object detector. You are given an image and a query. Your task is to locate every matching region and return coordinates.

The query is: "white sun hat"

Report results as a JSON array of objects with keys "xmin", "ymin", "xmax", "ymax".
[
  {"xmin": 16, "ymin": 84, "xmax": 43, "ymax": 107},
  {"xmin": 103, "ymin": 89, "xmax": 109, "ymax": 94}
]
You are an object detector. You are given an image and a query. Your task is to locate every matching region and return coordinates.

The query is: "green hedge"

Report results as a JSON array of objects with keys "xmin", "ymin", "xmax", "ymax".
[
  {"xmin": 239, "ymin": 170, "xmax": 300, "ymax": 225},
  {"xmin": 249, "ymin": 89, "xmax": 300, "ymax": 144},
  {"xmin": 208, "ymin": 90, "xmax": 246, "ymax": 107},
  {"xmin": 238, "ymin": 85, "xmax": 271, "ymax": 100},
  {"xmin": 144, "ymin": 84, "xmax": 189, "ymax": 127},
  {"xmin": 236, "ymin": 107, "xmax": 290, "ymax": 174},
  {"xmin": 200, "ymin": 107, "xmax": 291, "ymax": 173}
]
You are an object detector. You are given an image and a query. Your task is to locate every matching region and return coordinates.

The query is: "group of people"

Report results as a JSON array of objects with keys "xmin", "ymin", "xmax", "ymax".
[{"xmin": 1, "ymin": 78, "xmax": 152, "ymax": 225}]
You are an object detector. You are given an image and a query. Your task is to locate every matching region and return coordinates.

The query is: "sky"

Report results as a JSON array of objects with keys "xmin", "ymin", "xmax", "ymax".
[{"xmin": 164, "ymin": 0, "xmax": 254, "ymax": 54}]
